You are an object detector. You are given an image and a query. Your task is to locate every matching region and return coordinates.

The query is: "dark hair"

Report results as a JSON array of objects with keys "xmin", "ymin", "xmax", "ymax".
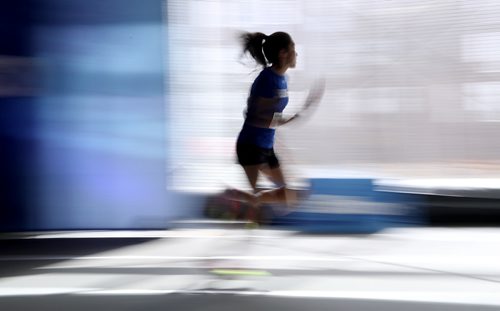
[{"xmin": 240, "ymin": 31, "xmax": 292, "ymax": 67}]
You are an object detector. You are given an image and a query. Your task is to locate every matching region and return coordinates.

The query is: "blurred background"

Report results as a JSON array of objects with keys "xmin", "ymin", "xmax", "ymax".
[
  {"xmin": 2, "ymin": 1, "xmax": 500, "ymax": 310},
  {"xmin": 2, "ymin": 0, "xmax": 500, "ymax": 230},
  {"xmin": 1, "ymin": 0, "xmax": 169, "ymax": 231},
  {"xmin": 168, "ymin": 0, "xmax": 500, "ymax": 191}
]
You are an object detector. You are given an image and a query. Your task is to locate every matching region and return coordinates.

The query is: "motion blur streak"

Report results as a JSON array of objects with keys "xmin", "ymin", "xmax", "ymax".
[{"xmin": 0, "ymin": 0, "xmax": 169, "ymax": 230}]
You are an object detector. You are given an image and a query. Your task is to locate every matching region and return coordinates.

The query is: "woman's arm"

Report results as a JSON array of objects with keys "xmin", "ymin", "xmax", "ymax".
[
  {"xmin": 303, "ymin": 78, "xmax": 326, "ymax": 110},
  {"xmin": 270, "ymin": 112, "xmax": 299, "ymax": 127},
  {"xmin": 273, "ymin": 78, "xmax": 326, "ymax": 127},
  {"xmin": 245, "ymin": 96, "xmax": 280, "ymax": 128},
  {"xmin": 248, "ymin": 78, "xmax": 325, "ymax": 128}
]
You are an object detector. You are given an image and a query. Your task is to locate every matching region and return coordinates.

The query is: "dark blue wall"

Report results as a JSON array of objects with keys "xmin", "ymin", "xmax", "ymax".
[{"xmin": 0, "ymin": 0, "xmax": 171, "ymax": 231}]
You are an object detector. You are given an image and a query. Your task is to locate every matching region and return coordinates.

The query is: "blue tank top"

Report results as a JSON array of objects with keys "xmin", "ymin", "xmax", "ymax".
[{"xmin": 237, "ymin": 67, "xmax": 289, "ymax": 148}]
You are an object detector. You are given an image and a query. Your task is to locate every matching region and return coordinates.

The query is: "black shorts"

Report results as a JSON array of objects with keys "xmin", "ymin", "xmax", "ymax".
[{"xmin": 236, "ymin": 143, "xmax": 280, "ymax": 169}]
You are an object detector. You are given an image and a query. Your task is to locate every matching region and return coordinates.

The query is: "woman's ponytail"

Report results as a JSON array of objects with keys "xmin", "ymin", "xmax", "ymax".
[
  {"xmin": 240, "ymin": 32, "xmax": 268, "ymax": 67},
  {"xmin": 240, "ymin": 31, "xmax": 292, "ymax": 68}
]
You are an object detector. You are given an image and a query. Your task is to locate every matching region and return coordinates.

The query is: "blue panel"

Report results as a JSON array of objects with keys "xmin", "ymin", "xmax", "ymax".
[
  {"xmin": 272, "ymin": 178, "xmax": 425, "ymax": 233},
  {"xmin": 309, "ymin": 178, "xmax": 374, "ymax": 197},
  {"xmin": 0, "ymin": 0, "xmax": 171, "ymax": 231}
]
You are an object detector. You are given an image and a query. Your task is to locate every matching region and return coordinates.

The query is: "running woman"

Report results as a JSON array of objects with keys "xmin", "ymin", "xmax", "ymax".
[{"xmin": 226, "ymin": 31, "xmax": 324, "ymax": 222}]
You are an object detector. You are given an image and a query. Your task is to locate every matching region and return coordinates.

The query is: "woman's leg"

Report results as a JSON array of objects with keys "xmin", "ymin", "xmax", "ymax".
[
  {"xmin": 242, "ymin": 164, "xmax": 260, "ymax": 192},
  {"xmin": 260, "ymin": 164, "xmax": 286, "ymax": 188},
  {"xmin": 242, "ymin": 164, "xmax": 262, "ymax": 222},
  {"xmin": 257, "ymin": 165, "xmax": 298, "ymax": 206},
  {"xmin": 223, "ymin": 164, "xmax": 260, "ymax": 205}
]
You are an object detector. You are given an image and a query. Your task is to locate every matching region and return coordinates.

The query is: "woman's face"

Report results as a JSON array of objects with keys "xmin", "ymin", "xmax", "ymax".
[{"xmin": 285, "ymin": 41, "xmax": 297, "ymax": 68}]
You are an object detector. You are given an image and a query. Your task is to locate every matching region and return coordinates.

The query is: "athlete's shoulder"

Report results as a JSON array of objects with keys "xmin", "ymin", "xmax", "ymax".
[
  {"xmin": 251, "ymin": 68, "xmax": 273, "ymax": 97},
  {"xmin": 255, "ymin": 67, "xmax": 272, "ymax": 80},
  {"xmin": 256, "ymin": 67, "xmax": 285, "ymax": 86}
]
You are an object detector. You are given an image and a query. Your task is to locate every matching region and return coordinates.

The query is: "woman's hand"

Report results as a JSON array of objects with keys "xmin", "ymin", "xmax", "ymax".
[
  {"xmin": 304, "ymin": 77, "xmax": 326, "ymax": 110},
  {"xmin": 273, "ymin": 113, "xmax": 300, "ymax": 127},
  {"xmin": 276, "ymin": 78, "xmax": 326, "ymax": 127}
]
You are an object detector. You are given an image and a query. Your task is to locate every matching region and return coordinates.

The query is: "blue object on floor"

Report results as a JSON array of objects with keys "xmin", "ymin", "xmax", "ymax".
[{"xmin": 272, "ymin": 178, "xmax": 425, "ymax": 233}]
